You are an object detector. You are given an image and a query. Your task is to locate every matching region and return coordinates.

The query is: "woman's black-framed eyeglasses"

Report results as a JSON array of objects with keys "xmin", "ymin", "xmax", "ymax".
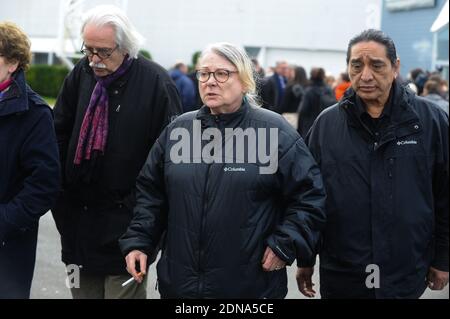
[
  {"xmin": 196, "ymin": 69, "xmax": 238, "ymax": 83},
  {"xmin": 80, "ymin": 42, "xmax": 119, "ymax": 60}
]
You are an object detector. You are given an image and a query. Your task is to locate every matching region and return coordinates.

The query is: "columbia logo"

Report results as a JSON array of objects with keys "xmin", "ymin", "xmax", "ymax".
[{"xmin": 397, "ymin": 140, "xmax": 417, "ymax": 146}]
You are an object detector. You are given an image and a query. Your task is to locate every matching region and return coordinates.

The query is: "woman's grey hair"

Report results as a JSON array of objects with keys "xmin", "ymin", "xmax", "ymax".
[
  {"xmin": 200, "ymin": 42, "xmax": 261, "ymax": 108},
  {"xmin": 81, "ymin": 5, "xmax": 144, "ymax": 59}
]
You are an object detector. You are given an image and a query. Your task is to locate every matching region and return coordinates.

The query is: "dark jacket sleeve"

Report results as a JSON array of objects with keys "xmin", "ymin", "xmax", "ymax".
[
  {"xmin": 431, "ymin": 110, "xmax": 449, "ymax": 271},
  {"xmin": 155, "ymin": 79, "xmax": 182, "ymax": 133},
  {"xmin": 297, "ymin": 88, "xmax": 316, "ymax": 137},
  {"xmin": 260, "ymin": 77, "xmax": 276, "ymax": 110},
  {"xmin": 119, "ymin": 128, "xmax": 169, "ymax": 259},
  {"xmin": 0, "ymin": 107, "xmax": 60, "ymax": 241},
  {"xmin": 266, "ymin": 138, "xmax": 326, "ymax": 267},
  {"xmin": 53, "ymin": 65, "xmax": 80, "ymax": 185}
]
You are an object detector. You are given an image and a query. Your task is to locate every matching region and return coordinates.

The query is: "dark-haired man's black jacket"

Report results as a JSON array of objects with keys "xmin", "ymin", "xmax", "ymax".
[
  {"xmin": 120, "ymin": 102, "xmax": 326, "ymax": 298},
  {"xmin": 306, "ymin": 81, "xmax": 449, "ymax": 298}
]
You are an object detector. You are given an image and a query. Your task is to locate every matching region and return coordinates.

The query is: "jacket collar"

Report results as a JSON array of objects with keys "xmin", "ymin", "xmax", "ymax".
[
  {"xmin": 0, "ymin": 70, "xmax": 28, "ymax": 117},
  {"xmin": 196, "ymin": 100, "xmax": 250, "ymax": 128},
  {"xmin": 340, "ymin": 81, "xmax": 422, "ymax": 146},
  {"xmin": 340, "ymin": 80, "xmax": 419, "ymax": 128}
]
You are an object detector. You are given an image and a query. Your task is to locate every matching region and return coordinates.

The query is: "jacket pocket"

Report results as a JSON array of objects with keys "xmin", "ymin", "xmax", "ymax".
[
  {"xmin": 156, "ymin": 253, "xmax": 175, "ymax": 298},
  {"xmin": 97, "ymin": 205, "xmax": 134, "ymax": 247}
]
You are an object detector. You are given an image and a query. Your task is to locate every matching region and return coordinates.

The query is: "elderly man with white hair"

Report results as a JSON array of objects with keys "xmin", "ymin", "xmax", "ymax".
[{"xmin": 52, "ymin": 5, "xmax": 182, "ymax": 299}]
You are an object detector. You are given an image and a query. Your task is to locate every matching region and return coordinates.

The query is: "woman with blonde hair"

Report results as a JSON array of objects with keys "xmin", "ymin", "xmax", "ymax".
[{"xmin": 120, "ymin": 42, "xmax": 326, "ymax": 298}]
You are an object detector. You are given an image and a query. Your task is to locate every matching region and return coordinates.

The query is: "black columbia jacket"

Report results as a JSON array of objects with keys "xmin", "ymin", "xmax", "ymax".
[
  {"xmin": 306, "ymin": 81, "xmax": 449, "ymax": 298},
  {"xmin": 120, "ymin": 103, "xmax": 326, "ymax": 298}
]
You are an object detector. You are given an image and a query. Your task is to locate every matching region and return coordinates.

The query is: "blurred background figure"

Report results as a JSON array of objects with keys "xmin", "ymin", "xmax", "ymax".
[
  {"xmin": 170, "ymin": 62, "xmax": 197, "ymax": 113},
  {"xmin": 260, "ymin": 60, "xmax": 289, "ymax": 111},
  {"xmin": 279, "ymin": 65, "xmax": 309, "ymax": 114},
  {"xmin": 422, "ymin": 79, "xmax": 449, "ymax": 115},
  {"xmin": 325, "ymin": 75, "xmax": 336, "ymax": 90},
  {"xmin": 409, "ymin": 68, "xmax": 429, "ymax": 96},
  {"xmin": 428, "ymin": 73, "xmax": 449, "ymax": 101},
  {"xmin": 187, "ymin": 51, "xmax": 204, "ymax": 110},
  {"xmin": 251, "ymin": 57, "xmax": 265, "ymax": 97},
  {"xmin": 277, "ymin": 65, "xmax": 309, "ymax": 129},
  {"xmin": 297, "ymin": 67, "xmax": 336, "ymax": 137},
  {"xmin": 334, "ymin": 72, "xmax": 351, "ymax": 101},
  {"xmin": 251, "ymin": 57, "xmax": 265, "ymax": 79}
]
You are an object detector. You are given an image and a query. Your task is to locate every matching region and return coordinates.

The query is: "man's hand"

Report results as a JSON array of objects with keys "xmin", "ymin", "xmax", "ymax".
[
  {"xmin": 125, "ymin": 250, "xmax": 147, "ymax": 283},
  {"xmin": 261, "ymin": 246, "xmax": 286, "ymax": 271},
  {"xmin": 427, "ymin": 267, "xmax": 449, "ymax": 290},
  {"xmin": 296, "ymin": 267, "xmax": 316, "ymax": 298}
]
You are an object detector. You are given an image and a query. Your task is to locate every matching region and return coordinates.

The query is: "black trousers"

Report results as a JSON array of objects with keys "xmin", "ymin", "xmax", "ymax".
[{"xmin": 320, "ymin": 267, "xmax": 377, "ymax": 299}]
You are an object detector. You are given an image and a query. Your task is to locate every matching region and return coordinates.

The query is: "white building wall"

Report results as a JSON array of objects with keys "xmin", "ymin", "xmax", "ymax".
[{"xmin": 1, "ymin": 0, "xmax": 381, "ymax": 76}]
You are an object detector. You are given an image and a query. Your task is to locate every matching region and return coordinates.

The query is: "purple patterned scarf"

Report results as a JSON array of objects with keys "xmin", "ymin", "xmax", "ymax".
[{"xmin": 74, "ymin": 56, "xmax": 133, "ymax": 165}]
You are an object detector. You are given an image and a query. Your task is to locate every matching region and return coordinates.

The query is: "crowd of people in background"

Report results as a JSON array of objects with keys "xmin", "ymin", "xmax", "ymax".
[{"xmin": 169, "ymin": 56, "xmax": 449, "ymax": 136}]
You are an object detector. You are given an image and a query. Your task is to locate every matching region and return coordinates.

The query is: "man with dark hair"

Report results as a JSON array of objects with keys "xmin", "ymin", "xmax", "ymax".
[{"xmin": 297, "ymin": 29, "xmax": 449, "ymax": 299}]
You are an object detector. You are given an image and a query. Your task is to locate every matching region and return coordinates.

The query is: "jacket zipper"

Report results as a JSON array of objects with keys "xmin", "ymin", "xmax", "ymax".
[
  {"xmin": 197, "ymin": 115, "xmax": 221, "ymax": 297},
  {"xmin": 197, "ymin": 163, "xmax": 211, "ymax": 297}
]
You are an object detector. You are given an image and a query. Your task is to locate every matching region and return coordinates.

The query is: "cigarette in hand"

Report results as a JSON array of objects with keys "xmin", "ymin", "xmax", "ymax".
[{"xmin": 121, "ymin": 272, "xmax": 144, "ymax": 287}]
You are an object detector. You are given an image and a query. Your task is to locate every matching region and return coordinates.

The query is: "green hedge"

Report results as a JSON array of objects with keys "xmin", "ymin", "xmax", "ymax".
[
  {"xmin": 26, "ymin": 64, "xmax": 69, "ymax": 98},
  {"xmin": 139, "ymin": 49, "xmax": 152, "ymax": 60}
]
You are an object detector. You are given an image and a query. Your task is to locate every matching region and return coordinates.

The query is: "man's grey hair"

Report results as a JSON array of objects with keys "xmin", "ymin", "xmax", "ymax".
[
  {"xmin": 200, "ymin": 42, "xmax": 261, "ymax": 108},
  {"xmin": 81, "ymin": 5, "xmax": 144, "ymax": 59}
]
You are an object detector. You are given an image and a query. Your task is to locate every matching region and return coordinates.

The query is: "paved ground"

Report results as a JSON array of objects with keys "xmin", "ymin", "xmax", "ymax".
[{"xmin": 31, "ymin": 213, "xmax": 448, "ymax": 299}]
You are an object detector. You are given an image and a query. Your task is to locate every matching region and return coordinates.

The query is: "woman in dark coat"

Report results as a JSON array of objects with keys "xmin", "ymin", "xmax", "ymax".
[
  {"xmin": 120, "ymin": 43, "xmax": 326, "ymax": 298},
  {"xmin": 279, "ymin": 65, "xmax": 309, "ymax": 114},
  {"xmin": 297, "ymin": 67, "xmax": 336, "ymax": 137},
  {"xmin": 0, "ymin": 22, "xmax": 60, "ymax": 298}
]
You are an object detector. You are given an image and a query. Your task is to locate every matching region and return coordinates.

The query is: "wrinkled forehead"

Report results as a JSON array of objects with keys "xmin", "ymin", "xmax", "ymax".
[
  {"xmin": 349, "ymin": 41, "xmax": 389, "ymax": 62},
  {"xmin": 82, "ymin": 23, "xmax": 116, "ymax": 45}
]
